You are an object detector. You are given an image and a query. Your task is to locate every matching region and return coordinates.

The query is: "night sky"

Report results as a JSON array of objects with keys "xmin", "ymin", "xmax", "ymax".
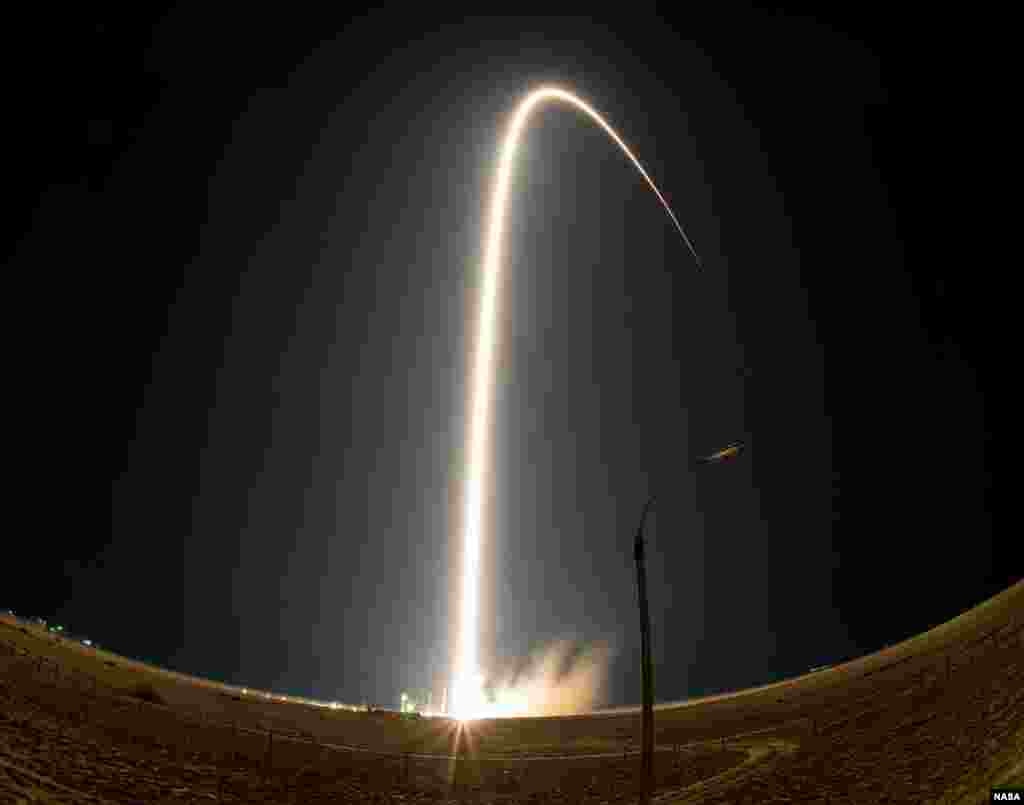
[{"xmin": 8, "ymin": 10, "xmax": 1011, "ymax": 709}]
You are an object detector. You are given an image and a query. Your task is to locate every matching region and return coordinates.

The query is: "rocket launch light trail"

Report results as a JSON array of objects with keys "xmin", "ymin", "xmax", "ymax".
[{"xmin": 452, "ymin": 87, "xmax": 701, "ymax": 720}]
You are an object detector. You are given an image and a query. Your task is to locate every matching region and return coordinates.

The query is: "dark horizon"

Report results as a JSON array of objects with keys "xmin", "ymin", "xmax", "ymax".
[{"xmin": 7, "ymin": 10, "xmax": 1011, "ymax": 710}]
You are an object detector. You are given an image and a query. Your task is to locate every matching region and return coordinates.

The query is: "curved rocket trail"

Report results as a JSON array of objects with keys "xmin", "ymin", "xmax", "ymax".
[{"xmin": 452, "ymin": 86, "xmax": 702, "ymax": 719}]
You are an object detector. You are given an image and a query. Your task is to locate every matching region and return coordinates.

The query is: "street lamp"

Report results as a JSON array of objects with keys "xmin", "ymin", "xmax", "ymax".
[{"xmin": 634, "ymin": 440, "xmax": 746, "ymax": 805}]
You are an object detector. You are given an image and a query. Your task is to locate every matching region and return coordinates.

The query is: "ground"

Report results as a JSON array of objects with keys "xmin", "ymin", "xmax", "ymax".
[{"xmin": 1, "ymin": 580, "xmax": 1021, "ymax": 803}]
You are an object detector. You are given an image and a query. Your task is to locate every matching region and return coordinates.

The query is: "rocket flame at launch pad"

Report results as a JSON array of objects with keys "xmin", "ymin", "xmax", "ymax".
[{"xmin": 451, "ymin": 87, "xmax": 700, "ymax": 720}]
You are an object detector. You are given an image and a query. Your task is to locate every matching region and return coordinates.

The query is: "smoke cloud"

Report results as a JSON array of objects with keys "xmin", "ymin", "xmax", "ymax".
[{"xmin": 485, "ymin": 639, "xmax": 615, "ymax": 716}]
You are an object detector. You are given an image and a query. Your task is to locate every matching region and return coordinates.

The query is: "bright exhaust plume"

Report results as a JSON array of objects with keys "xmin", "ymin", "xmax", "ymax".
[{"xmin": 452, "ymin": 86, "xmax": 698, "ymax": 719}]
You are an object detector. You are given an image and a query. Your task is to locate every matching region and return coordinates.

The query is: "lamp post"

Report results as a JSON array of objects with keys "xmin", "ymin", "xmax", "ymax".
[
  {"xmin": 634, "ymin": 495, "xmax": 656, "ymax": 805},
  {"xmin": 635, "ymin": 440, "xmax": 746, "ymax": 805}
]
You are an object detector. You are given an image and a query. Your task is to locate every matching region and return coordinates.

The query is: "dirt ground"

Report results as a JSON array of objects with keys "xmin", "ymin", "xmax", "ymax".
[{"xmin": 1, "ymin": 579, "xmax": 1021, "ymax": 803}]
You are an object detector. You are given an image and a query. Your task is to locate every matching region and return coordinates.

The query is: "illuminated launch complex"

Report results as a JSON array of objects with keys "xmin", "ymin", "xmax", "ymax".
[{"xmin": 451, "ymin": 87, "xmax": 702, "ymax": 719}]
